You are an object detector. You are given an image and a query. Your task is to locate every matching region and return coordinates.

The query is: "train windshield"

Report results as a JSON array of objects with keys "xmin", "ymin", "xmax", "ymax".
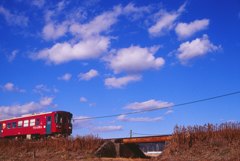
[{"xmin": 55, "ymin": 113, "xmax": 72, "ymax": 124}]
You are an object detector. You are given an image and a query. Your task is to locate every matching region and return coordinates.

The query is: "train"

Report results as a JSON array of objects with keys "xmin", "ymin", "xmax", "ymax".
[{"xmin": 0, "ymin": 111, "xmax": 72, "ymax": 139}]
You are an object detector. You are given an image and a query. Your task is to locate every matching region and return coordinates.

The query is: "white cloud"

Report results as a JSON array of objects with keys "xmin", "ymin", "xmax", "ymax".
[
  {"xmin": 42, "ymin": 3, "xmax": 149, "ymax": 41},
  {"xmin": 44, "ymin": 10, "xmax": 54, "ymax": 22},
  {"xmin": 31, "ymin": 0, "xmax": 45, "ymax": 8},
  {"xmin": 1, "ymin": 82, "xmax": 25, "ymax": 93},
  {"xmin": 69, "ymin": 6, "xmax": 122, "ymax": 38},
  {"xmin": 117, "ymin": 115, "xmax": 163, "ymax": 122},
  {"xmin": 36, "ymin": 3, "xmax": 153, "ymax": 64},
  {"xmin": 89, "ymin": 102, "xmax": 96, "ymax": 107},
  {"xmin": 104, "ymin": 75, "xmax": 141, "ymax": 88},
  {"xmin": 0, "ymin": 6, "xmax": 28, "ymax": 26},
  {"xmin": 106, "ymin": 45, "xmax": 164, "ymax": 74},
  {"xmin": 56, "ymin": 0, "xmax": 67, "ymax": 12},
  {"xmin": 123, "ymin": 3, "xmax": 150, "ymax": 15},
  {"xmin": 175, "ymin": 19, "xmax": 209, "ymax": 39},
  {"xmin": 73, "ymin": 116, "xmax": 91, "ymax": 129},
  {"xmin": 33, "ymin": 84, "xmax": 58, "ymax": 95},
  {"xmin": 125, "ymin": 99, "xmax": 174, "ymax": 110},
  {"xmin": 177, "ymin": 34, "xmax": 221, "ymax": 63},
  {"xmin": 39, "ymin": 97, "xmax": 53, "ymax": 106},
  {"xmin": 73, "ymin": 116, "xmax": 122, "ymax": 133},
  {"xmin": 148, "ymin": 3, "xmax": 186, "ymax": 36},
  {"xmin": 34, "ymin": 36, "xmax": 110, "ymax": 64},
  {"xmin": 3, "ymin": 83, "xmax": 14, "ymax": 91},
  {"xmin": 58, "ymin": 73, "xmax": 72, "ymax": 81},
  {"xmin": 122, "ymin": 3, "xmax": 151, "ymax": 20},
  {"xmin": 165, "ymin": 109, "xmax": 174, "ymax": 115},
  {"xmin": 93, "ymin": 125, "xmax": 123, "ymax": 132},
  {"xmin": 70, "ymin": 3, "xmax": 150, "ymax": 36},
  {"xmin": 78, "ymin": 69, "xmax": 99, "ymax": 81},
  {"xmin": 0, "ymin": 97, "xmax": 54, "ymax": 119},
  {"xmin": 80, "ymin": 97, "xmax": 88, "ymax": 102},
  {"xmin": 7, "ymin": 50, "xmax": 18, "ymax": 62},
  {"xmin": 42, "ymin": 22, "xmax": 68, "ymax": 40}
]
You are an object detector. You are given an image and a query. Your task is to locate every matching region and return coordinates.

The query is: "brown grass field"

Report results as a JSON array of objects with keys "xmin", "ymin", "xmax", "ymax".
[
  {"xmin": 1, "ymin": 122, "xmax": 240, "ymax": 161},
  {"xmin": 159, "ymin": 122, "xmax": 240, "ymax": 161}
]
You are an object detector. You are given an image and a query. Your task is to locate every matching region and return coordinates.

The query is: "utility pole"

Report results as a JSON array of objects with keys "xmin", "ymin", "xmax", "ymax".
[{"xmin": 130, "ymin": 130, "xmax": 132, "ymax": 138}]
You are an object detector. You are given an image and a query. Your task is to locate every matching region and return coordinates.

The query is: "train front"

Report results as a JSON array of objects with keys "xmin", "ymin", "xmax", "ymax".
[{"xmin": 54, "ymin": 111, "xmax": 72, "ymax": 136}]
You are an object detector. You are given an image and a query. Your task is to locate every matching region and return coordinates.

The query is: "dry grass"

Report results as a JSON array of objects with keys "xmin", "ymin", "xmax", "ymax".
[
  {"xmin": 0, "ymin": 135, "xmax": 103, "ymax": 161},
  {"xmin": 159, "ymin": 122, "xmax": 240, "ymax": 161},
  {"xmin": 1, "ymin": 122, "xmax": 240, "ymax": 161}
]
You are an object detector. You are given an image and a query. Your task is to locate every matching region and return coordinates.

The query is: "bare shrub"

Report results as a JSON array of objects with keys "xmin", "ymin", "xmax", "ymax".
[
  {"xmin": 0, "ymin": 135, "xmax": 103, "ymax": 160},
  {"xmin": 160, "ymin": 122, "xmax": 240, "ymax": 161}
]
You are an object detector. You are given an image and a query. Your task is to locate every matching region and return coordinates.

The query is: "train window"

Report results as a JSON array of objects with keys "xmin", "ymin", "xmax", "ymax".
[
  {"xmin": 55, "ymin": 113, "xmax": 58, "ymax": 123},
  {"xmin": 55, "ymin": 113, "xmax": 63, "ymax": 124},
  {"xmin": 12, "ymin": 122, "xmax": 17, "ymax": 128},
  {"xmin": 47, "ymin": 116, "xmax": 51, "ymax": 122},
  {"xmin": 7, "ymin": 123, "xmax": 11, "ymax": 129},
  {"xmin": 36, "ymin": 118, "xmax": 40, "ymax": 126},
  {"xmin": 68, "ymin": 114, "xmax": 72, "ymax": 124},
  {"xmin": 0, "ymin": 124, "xmax": 2, "ymax": 130},
  {"xmin": 18, "ymin": 121, "xmax": 23, "ymax": 127},
  {"xmin": 30, "ymin": 119, "xmax": 35, "ymax": 126},
  {"xmin": 23, "ymin": 120, "xmax": 29, "ymax": 127}
]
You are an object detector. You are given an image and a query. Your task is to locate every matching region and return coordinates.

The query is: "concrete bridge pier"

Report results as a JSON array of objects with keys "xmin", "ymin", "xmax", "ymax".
[{"xmin": 95, "ymin": 140, "xmax": 147, "ymax": 158}]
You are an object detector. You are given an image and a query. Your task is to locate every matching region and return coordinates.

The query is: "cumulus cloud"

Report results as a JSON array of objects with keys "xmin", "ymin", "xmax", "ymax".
[
  {"xmin": 0, "ymin": 97, "xmax": 54, "ymax": 119},
  {"xmin": 177, "ymin": 34, "xmax": 221, "ymax": 63},
  {"xmin": 117, "ymin": 115, "xmax": 163, "ymax": 122},
  {"xmin": 92, "ymin": 125, "xmax": 123, "ymax": 132},
  {"xmin": 70, "ymin": 6, "xmax": 121, "ymax": 39},
  {"xmin": 58, "ymin": 73, "xmax": 72, "ymax": 81},
  {"xmin": 34, "ymin": 36, "xmax": 110, "ymax": 64},
  {"xmin": 122, "ymin": 3, "xmax": 151, "ymax": 20},
  {"xmin": 42, "ymin": 3, "xmax": 150, "ymax": 40},
  {"xmin": 105, "ymin": 75, "xmax": 141, "ymax": 88},
  {"xmin": 78, "ymin": 69, "xmax": 99, "ymax": 81},
  {"xmin": 0, "ymin": 6, "xmax": 28, "ymax": 26},
  {"xmin": 175, "ymin": 19, "xmax": 209, "ymax": 39},
  {"xmin": 42, "ymin": 22, "xmax": 68, "ymax": 40},
  {"xmin": 69, "ymin": 3, "xmax": 150, "ymax": 38},
  {"xmin": 33, "ymin": 84, "xmax": 58, "ymax": 95},
  {"xmin": 39, "ymin": 97, "xmax": 53, "ymax": 106},
  {"xmin": 125, "ymin": 99, "xmax": 174, "ymax": 111},
  {"xmin": 106, "ymin": 45, "xmax": 164, "ymax": 74},
  {"xmin": 148, "ymin": 3, "xmax": 186, "ymax": 36},
  {"xmin": 36, "ymin": 3, "xmax": 154, "ymax": 64},
  {"xmin": 1, "ymin": 82, "xmax": 25, "ymax": 93}
]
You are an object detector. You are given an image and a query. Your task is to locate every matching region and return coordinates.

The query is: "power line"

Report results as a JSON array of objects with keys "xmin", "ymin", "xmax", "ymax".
[{"xmin": 73, "ymin": 90, "xmax": 240, "ymax": 121}]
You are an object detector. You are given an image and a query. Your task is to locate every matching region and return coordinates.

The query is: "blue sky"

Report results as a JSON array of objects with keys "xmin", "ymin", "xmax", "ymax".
[{"xmin": 0, "ymin": 0, "xmax": 240, "ymax": 138}]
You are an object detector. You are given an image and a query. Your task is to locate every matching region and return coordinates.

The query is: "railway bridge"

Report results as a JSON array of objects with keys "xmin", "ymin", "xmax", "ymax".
[{"xmin": 95, "ymin": 134, "xmax": 172, "ymax": 158}]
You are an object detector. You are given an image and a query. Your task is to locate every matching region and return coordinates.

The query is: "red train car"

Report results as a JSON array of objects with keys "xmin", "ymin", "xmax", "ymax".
[{"xmin": 0, "ymin": 111, "xmax": 72, "ymax": 139}]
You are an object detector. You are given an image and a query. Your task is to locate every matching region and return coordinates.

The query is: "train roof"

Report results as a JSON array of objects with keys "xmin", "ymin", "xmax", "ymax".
[{"xmin": 0, "ymin": 111, "xmax": 71, "ymax": 122}]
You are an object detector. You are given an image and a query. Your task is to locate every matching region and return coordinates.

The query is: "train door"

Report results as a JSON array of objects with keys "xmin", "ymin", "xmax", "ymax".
[{"xmin": 46, "ymin": 116, "xmax": 52, "ymax": 135}]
